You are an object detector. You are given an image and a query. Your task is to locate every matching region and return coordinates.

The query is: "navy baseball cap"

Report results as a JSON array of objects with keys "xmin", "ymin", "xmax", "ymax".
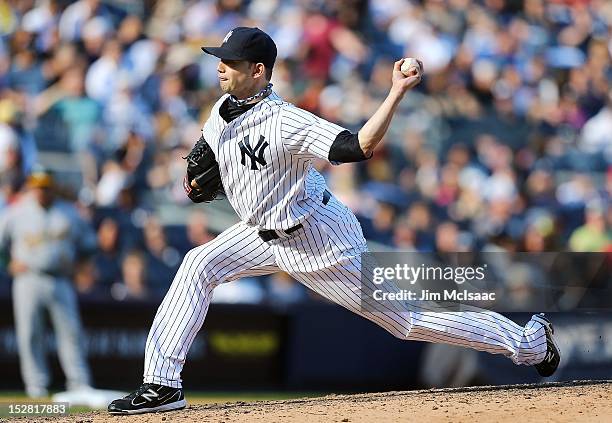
[{"xmin": 202, "ymin": 27, "xmax": 277, "ymax": 69}]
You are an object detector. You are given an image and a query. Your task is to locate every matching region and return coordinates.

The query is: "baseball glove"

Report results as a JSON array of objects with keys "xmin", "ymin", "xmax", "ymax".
[{"xmin": 183, "ymin": 135, "xmax": 224, "ymax": 203}]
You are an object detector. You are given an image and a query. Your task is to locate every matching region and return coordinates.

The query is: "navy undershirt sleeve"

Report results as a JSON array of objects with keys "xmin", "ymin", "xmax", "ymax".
[{"xmin": 328, "ymin": 130, "xmax": 372, "ymax": 163}]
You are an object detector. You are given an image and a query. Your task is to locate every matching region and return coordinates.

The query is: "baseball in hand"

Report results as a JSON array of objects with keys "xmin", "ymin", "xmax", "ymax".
[{"xmin": 400, "ymin": 58, "xmax": 421, "ymax": 77}]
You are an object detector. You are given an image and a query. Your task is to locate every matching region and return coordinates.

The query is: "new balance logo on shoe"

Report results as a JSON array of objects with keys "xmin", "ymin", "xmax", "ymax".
[
  {"xmin": 131, "ymin": 388, "xmax": 159, "ymax": 406},
  {"xmin": 109, "ymin": 383, "xmax": 186, "ymax": 415},
  {"xmin": 532, "ymin": 314, "xmax": 561, "ymax": 377}
]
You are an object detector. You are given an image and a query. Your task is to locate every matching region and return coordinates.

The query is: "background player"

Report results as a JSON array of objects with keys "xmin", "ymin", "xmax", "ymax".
[
  {"xmin": 108, "ymin": 27, "xmax": 560, "ymax": 415},
  {"xmin": 0, "ymin": 167, "xmax": 95, "ymax": 398}
]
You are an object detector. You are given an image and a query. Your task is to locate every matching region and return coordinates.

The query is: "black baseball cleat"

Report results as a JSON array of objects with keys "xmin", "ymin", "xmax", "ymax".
[
  {"xmin": 531, "ymin": 313, "xmax": 561, "ymax": 377},
  {"xmin": 108, "ymin": 383, "xmax": 186, "ymax": 415}
]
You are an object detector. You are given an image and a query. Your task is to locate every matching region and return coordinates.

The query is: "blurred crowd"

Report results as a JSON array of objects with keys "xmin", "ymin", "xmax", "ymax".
[{"xmin": 0, "ymin": 0, "xmax": 610, "ymax": 304}]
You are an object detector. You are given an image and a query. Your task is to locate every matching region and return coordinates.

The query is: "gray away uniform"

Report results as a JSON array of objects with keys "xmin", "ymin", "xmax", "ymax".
[{"xmin": 0, "ymin": 195, "xmax": 95, "ymax": 395}]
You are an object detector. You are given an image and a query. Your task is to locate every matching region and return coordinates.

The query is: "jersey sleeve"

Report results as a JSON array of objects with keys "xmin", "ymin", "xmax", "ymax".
[
  {"xmin": 201, "ymin": 94, "xmax": 229, "ymax": 152},
  {"xmin": 280, "ymin": 105, "xmax": 348, "ymax": 163},
  {"xmin": 201, "ymin": 116, "xmax": 217, "ymax": 150}
]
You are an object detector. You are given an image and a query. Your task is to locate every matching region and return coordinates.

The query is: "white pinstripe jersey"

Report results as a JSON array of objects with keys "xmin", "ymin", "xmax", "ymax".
[{"xmin": 202, "ymin": 91, "xmax": 347, "ymax": 230}]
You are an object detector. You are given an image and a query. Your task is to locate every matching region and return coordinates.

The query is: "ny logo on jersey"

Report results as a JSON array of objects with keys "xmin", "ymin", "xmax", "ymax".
[{"xmin": 239, "ymin": 134, "xmax": 269, "ymax": 170}]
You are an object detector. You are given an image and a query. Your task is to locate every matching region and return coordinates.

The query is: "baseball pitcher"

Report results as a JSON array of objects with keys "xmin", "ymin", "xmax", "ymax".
[{"xmin": 108, "ymin": 27, "xmax": 560, "ymax": 414}]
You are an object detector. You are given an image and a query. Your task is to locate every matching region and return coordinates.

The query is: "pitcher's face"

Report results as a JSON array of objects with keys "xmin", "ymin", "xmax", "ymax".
[{"xmin": 217, "ymin": 59, "xmax": 259, "ymax": 98}]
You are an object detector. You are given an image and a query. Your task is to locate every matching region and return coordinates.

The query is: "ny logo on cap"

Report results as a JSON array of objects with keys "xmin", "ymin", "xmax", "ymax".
[{"xmin": 223, "ymin": 30, "xmax": 233, "ymax": 44}]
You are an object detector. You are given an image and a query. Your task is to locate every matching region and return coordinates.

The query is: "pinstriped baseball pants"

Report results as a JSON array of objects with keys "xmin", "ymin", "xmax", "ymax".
[{"xmin": 143, "ymin": 194, "xmax": 547, "ymax": 388}]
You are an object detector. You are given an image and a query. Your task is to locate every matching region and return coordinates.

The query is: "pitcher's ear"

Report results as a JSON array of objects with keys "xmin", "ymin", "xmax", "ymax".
[{"xmin": 252, "ymin": 62, "xmax": 265, "ymax": 79}]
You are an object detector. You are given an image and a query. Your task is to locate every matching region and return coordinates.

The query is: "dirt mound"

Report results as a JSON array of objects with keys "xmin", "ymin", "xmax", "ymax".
[{"xmin": 18, "ymin": 380, "xmax": 612, "ymax": 423}]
